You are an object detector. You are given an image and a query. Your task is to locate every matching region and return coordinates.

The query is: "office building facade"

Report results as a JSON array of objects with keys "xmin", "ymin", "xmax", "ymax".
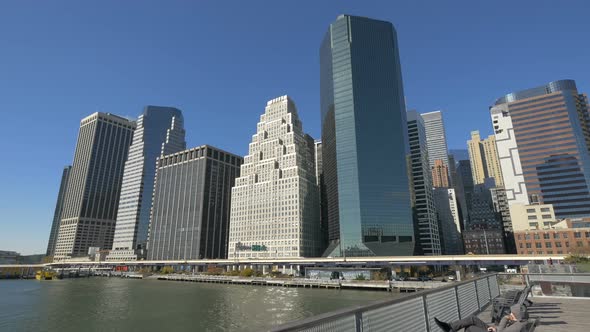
[
  {"xmin": 228, "ymin": 96, "xmax": 320, "ymax": 259},
  {"xmin": 147, "ymin": 145, "xmax": 242, "ymax": 260},
  {"xmin": 107, "ymin": 106, "xmax": 186, "ymax": 261},
  {"xmin": 320, "ymin": 15, "xmax": 414, "ymax": 257},
  {"xmin": 421, "ymin": 111, "xmax": 451, "ymax": 171},
  {"xmin": 46, "ymin": 166, "xmax": 72, "ymax": 257},
  {"xmin": 492, "ymin": 80, "xmax": 590, "ymax": 219},
  {"xmin": 407, "ymin": 110, "xmax": 441, "ymax": 255},
  {"xmin": 432, "ymin": 159, "xmax": 450, "ymax": 188},
  {"xmin": 54, "ymin": 113, "xmax": 135, "ymax": 260},
  {"xmin": 433, "ymin": 188, "xmax": 463, "ymax": 255},
  {"xmin": 467, "ymin": 131, "xmax": 504, "ymax": 186}
]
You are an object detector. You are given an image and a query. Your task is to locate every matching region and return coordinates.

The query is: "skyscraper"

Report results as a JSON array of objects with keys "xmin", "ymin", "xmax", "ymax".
[
  {"xmin": 227, "ymin": 96, "xmax": 320, "ymax": 259},
  {"xmin": 492, "ymin": 80, "xmax": 590, "ymax": 218},
  {"xmin": 432, "ymin": 159, "xmax": 450, "ymax": 188},
  {"xmin": 407, "ymin": 110, "xmax": 441, "ymax": 255},
  {"xmin": 467, "ymin": 131, "xmax": 504, "ymax": 186},
  {"xmin": 54, "ymin": 113, "xmax": 135, "ymax": 260},
  {"xmin": 320, "ymin": 15, "xmax": 414, "ymax": 257},
  {"xmin": 315, "ymin": 140, "xmax": 329, "ymax": 254},
  {"xmin": 421, "ymin": 110, "xmax": 451, "ymax": 170},
  {"xmin": 147, "ymin": 145, "xmax": 242, "ymax": 260},
  {"xmin": 46, "ymin": 166, "xmax": 72, "ymax": 258},
  {"xmin": 107, "ymin": 106, "xmax": 186, "ymax": 261},
  {"xmin": 433, "ymin": 188, "xmax": 463, "ymax": 255}
]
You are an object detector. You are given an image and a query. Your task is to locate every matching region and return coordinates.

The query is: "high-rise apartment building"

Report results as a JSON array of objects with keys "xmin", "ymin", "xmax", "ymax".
[
  {"xmin": 54, "ymin": 113, "xmax": 135, "ymax": 260},
  {"xmin": 467, "ymin": 131, "xmax": 504, "ymax": 186},
  {"xmin": 433, "ymin": 188, "xmax": 463, "ymax": 255},
  {"xmin": 407, "ymin": 110, "xmax": 441, "ymax": 255},
  {"xmin": 432, "ymin": 159, "xmax": 450, "ymax": 188},
  {"xmin": 147, "ymin": 145, "xmax": 242, "ymax": 260},
  {"xmin": 46, "ymin": 166, "xmax": 72, "ymax": 257},
  {"xmin": 491, "ymin": 80, "xmax": 590, "ymax": 218},
  {"xmin": 320, "ymin": 15, "xmax": 414, "ymax": 257},
  {"xmin": 227, "ymin": 96, "xmax": 320, "ymax": 259},
  {"xmin": 107, "ymin": 106, "xmax": 186, "ymax": 261}
]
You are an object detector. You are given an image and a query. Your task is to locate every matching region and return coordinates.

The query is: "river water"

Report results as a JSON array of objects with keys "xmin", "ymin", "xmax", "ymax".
[{"xmin": 0, "ymin": 278, "xmax": 399, "ymax": 331}]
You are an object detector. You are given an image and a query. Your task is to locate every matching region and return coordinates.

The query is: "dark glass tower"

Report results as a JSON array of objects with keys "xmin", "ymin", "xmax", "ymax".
[
  {"xmin": 320, "ymin": 15, "xmax": 413, "ymax": 257},
  {"xmin": 46, "ymin": 165, "xmax": 72, "ymax": 258}
]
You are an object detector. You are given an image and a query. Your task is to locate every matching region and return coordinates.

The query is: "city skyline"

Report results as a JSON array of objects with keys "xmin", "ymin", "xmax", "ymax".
[{"xmin": 3, "ymin": 2, "xmax": 590, "ymax": 254}]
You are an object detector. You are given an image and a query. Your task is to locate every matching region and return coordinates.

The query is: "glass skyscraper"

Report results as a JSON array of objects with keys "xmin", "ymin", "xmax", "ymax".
[
  {"xmin": 107, "ymin": 106, "xmax": 186, "ymax": 261},
  {"xmin": 320, "ymin": 15, "xmax": 413, "ymax": 257},
  {"xmin": 46, "ymin": 165, "xmax": 72, "ymax": 258}
]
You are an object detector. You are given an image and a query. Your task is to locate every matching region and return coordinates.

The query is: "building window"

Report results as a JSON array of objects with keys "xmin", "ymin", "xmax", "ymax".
[
  {"xmin": 577, "ymin": 241, "xmax": 584, "ymax": 247},
  {"xmin": 525, "ymin": 234, "xmax": 531, "ymax": 240},
  {"xmin": 565, "ymin": 241, "xmax": 570, "ymax": 247},
  {"xmin": 534, "ymin": 234, "xmax": 540, "ymax": 240},
  {"xmin": 519, "ymin": 243, "xmax": 523, "ymax": 248},
  {"xmin": 526, "ymin": 209, "xmax": 536, "ymax": 213},
  {"xmin": 540, "ymin": 208, "xmax": 550, "ymax": 212},
  {"xmin": 574, "ymin": 232, "xmax": 582, "ymax": 238},
  {"xmin": 555, "ymin": 242, "xmax": 562, "ymax": 248},
  {"xmin": 542, "ymin": 215, "xmax": 552, "ymax": 219},
  {"xmin": 535, "ymin": 243, "xmax": 542, "ymax": 248},
  {"xmin": 545, "ymin": 242, "xmax": 552, "ymax": 248},
  {"xmin": 543, "ymin": 234, "xmax": 550, "ymax": 240},
  {"xmin": 517, "ymin": 235, "xmax": 522, "ymax": 240},
  {"xmin": 553, "ymin": 233, "xmax": 560, "ymax": 239},
  {"xmin": 547, "ymin": 250, "xmax": 553, "ymax": 254},
  {"xmin": 563, "ymin": 233, "xmax": 568, "ymax": 239},
  {"xmin": 528, "ymin": 215, "xmax": 537, "ymax": 220},
  {"xmin": 585, "ymin": 232, "xmax": 590, "ymax": 238}
]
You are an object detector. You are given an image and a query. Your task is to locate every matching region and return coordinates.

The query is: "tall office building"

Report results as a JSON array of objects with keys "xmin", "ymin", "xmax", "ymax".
[
  {"xmin": 456, "ymin": 160, "xmax": 474, "ymax": 227},
  {"xmin": 491, "ymin": 80, "xmax": 590, "ymax": 218},
  {"xmin": 432, "ymin": 159, "xmax": 450, "ymax": 188},
  {"xmin": 421, "ymin": 111, "xmax": 450, "ymax": 170},
  {"xmin": 449, "ymin": 149, "xmax": 470, "ymax": 163},
  {"xmin": 467, "ymin": 131, "xmax": 504, "ymax": 186},
  {"xmin": 227, "ymin": 96, "xmax": 320, "ymax": 259},
  {"xmin": 46, "ymin": 166, "xmax": 72, "ymax": 257},
  {"xmin": 147, "ymin": 145, "xmax": 242, "ymax": 260},
  {"xmin": 490, "ymin": 106, "xmax": 529, "ymax": 205},
  {"xmin": 433, "ymin": 188, "xmax": 463, "ymax": 255},
  {"xmin": 54, "ymin": 113, "xmax": 135, "ymax": 260},
  {"xmin": 320, "ymin": 15, "xmax": 414, "ymax": 257},
  {"xmin": 407, "ymin": 110, "xmax": 441, "ymax": 255},
  {"xmin": 315, "ymin": 140, "xmax": 329, "ymax": 254},
  {"xmin": 107, "ymin": 106, "xmax": 186, "ymax": 261}
]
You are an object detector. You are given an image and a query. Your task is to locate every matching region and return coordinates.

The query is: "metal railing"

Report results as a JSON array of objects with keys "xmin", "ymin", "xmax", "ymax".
[
  {"xmin": 497, "ymin": 272, "xmax": 590, "ymax": 298},
  {"xmin": 270, "ymin": 274, "xmax": 500, "ymax": 332}
]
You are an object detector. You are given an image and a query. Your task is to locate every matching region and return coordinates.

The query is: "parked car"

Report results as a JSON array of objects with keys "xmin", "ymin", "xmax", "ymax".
[
  {"xmin": 447, "ymin": 275, "xmax": 456, "ymax": 281},
  {"xmin": 418, "ymin": 276, "xmax": 432, "ymax": 281}
]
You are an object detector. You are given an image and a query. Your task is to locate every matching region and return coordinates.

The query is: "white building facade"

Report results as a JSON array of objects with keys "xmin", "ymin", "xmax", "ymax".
[
  {"xmin": 228, "ymin": 96, "xmax": 321, "ymax": 259},
  {"xmin": 490, "ymin": 104, "xmax": 529, "ymax": 205}
]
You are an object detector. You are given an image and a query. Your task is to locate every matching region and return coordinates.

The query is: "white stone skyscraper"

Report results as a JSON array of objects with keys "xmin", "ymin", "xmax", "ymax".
[
  {"xmin": 228, "ymin": 96, "xmax": 320, "ymax": 259},
  {"xmin": 107, "ymin": 106, "xmax": 185, "ymax": 261}
]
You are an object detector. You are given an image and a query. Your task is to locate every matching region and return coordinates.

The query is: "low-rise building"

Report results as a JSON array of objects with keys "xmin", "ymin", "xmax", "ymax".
[
  {"xmin": 514, "ymin": 218, "xmax": 590, "ymax": 255},
  {"xmin": 510, "ymin": 203, "xmax": 557, "ymax": 231},
  {"xmin": 463, "ymin": 229, "xmax": 505, "ymax": 255},
  {"xmin": 0, "ymin": 251, "xmax": 20, "ymax": 264}
]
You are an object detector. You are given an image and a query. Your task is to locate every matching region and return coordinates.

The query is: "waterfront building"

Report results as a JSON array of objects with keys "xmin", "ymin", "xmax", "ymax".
[
  {"xmin": 46, "ymin": 166, "xmax": 72, "ymax": 258},
  {"xmin": 432, "ymin": 159, "xmax": 450, "ymax": 188},
  {"xmin": 320, "ymin": 15, "xmax": 414, "ymax": 257},
  {"xmin": 491, "ymin": 80, "xmax": 590, "ymax": 219},
  {"xmin": 407, "ymin": 110, "xmax": 441, "ymax": 255},
  {"xmin": 107, "ymin": 106, "xmax": 186, "ymax": 261},
  {"xmin": 433, "ymin": 188, "xmax": 464, "ymax": 255},
  {"xmin": 467, "ymin": 131, "xmax": 504, "ymax": 186},
  {"xmin": 463, "ymin": 229, "xmax": 505, "ymax": 255},
  {"xmin": 509, "ymin": 203, "xmax": 557, "ymax": 231},
  {"xmin": 147, "ymin": 145, "xmax": 242, "ymax": 260},
  {"xmin": 514, "ymin": 218, "xmax": 590, "ymax": 255},
  {"xmin": 0, "ymin": 251, "xmax": 20, "ymax": 264},
  {"xmin": 227, "ymin": 96, "xmax": 320, "ymax": 259},
  {"xmin": 53, "ymin": 113, "xmax": 135, "ymax": 261}
]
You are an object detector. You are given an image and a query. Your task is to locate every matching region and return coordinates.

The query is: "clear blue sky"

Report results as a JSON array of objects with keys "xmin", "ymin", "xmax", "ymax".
[{"xmin": 2, "ymin": 1, "xmax": 590, "ymax": 254}]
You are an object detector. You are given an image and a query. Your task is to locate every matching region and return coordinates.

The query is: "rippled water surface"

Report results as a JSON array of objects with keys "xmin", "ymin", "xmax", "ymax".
[{"xmin": 0, "ymin": 278, "xmax": 398, "ymax": 331}]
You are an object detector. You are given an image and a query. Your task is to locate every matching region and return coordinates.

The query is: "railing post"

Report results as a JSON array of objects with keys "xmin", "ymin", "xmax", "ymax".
[
  {"xmin": 474, "ymin": 279, "xmax": 480, "ymax": 311},
  {"xmin": 354, "ymin": 311, "xmax": 363, "ymax": 332},
  {"xmin": 454, "ymin": 284, "xmax": 461, "ymax": 319},
  {"xmin": 422, "ymin": 295, "xmax": 430, "ymax": 332}
]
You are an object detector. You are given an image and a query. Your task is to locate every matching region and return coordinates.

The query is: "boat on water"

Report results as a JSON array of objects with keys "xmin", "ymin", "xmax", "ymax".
[{"xmin": 35, "ymin": 270, "xmax": 56, "ymax": 280}]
